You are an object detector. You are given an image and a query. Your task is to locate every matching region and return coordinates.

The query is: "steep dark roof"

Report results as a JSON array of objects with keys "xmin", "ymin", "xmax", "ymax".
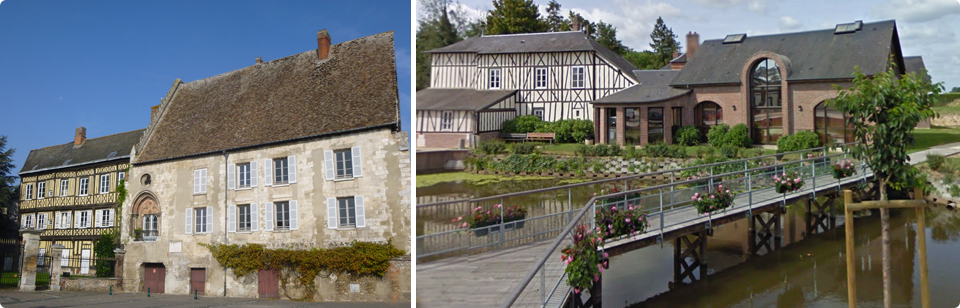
[
  {"xmin": 427, "ymin": 31, "xmax": 638, "ymax": 80},
  {"xmin": 416, "ymin": 89, "xmax": 517, "ymax": 111},
  {"xmin": 672, "ymin": 20, "xmax": 899, "ymax": 86},
  {"xmin": 135, "ymin": 31, "xmax": 399, "ymax": 164},
  {"xmin": 903, "ymin": 56, "xmax": 930, "ymax": 83},
  {"xmin": 19, "ymin": 129, "xmax": 145, "ymax": 175},
  {"xmin": 594, "ymin": 70, "xmax": 690, "ymax": 104},
  {"xmin": 669, "ymin": 53, "xmax": 687, "ymax": 63}
]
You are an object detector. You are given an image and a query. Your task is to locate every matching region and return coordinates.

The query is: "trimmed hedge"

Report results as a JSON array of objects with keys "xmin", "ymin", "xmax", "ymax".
[
  {"xmin": 724, "ymin": 124, "xmax": 752, "ymax": 148},
  {"xmin": 501, "ymin": 116, "xmax": 594, "ymax": 143},
  {"xmin": 776, "ymin": 131, "xmax": 821, "ymax": 152},
  {"xmin": 706, "ymin": 124, "xmax": 730, "ymax": 148},
  {"xmin": 502, "ymin": 115, "xmax": 542, "ymax": 133}
]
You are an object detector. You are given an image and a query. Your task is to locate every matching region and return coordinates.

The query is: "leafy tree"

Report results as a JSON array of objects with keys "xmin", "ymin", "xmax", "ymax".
[
  {"xmin": 623, "ymin": 50, "xmax": 665, "ymax": 70},
  {"xmin": 649, "ymin": 17, "xmax": 681, "ymax": 68},
  {"xmin": 951, "ymin": 86, "xmax": 960, "ymax": 93},
  {"xmin": 416, "ymin": 0, "xmax": 467, "ymax": 90},
  {"xmin": 0, "ymin": 136, "xmax": 15, "ymax": 208},
  {"xmin": 94, "ymin": 230, "xmax": 118, "ymax": 277},
  {"xmin": 829, "ymin": 61, "xmax": 943, "ymax": 307},
  {"xmin": 485, "ymin": 0, "xmax": 547, "ymax": 35},
  {"xmin": 594, "ymin": 21, "xmax": 628, "ymax": 55},
  {"xmin": 545, "ymin": 0, "xmax": 568, "ymax": 32}
]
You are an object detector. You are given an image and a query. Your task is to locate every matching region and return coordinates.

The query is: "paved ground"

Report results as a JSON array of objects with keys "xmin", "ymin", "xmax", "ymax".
[{"xmin": 0, "ymin": 290, "xmax": 410, "ymax": 308}]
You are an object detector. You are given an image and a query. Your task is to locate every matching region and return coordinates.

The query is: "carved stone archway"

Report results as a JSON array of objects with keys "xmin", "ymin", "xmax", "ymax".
[{"xmin": 131, "ymin": 193, "xmax": 160, "ymax": 240}]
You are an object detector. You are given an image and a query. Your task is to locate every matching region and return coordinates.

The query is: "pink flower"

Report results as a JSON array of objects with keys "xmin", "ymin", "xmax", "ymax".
[
  {"xmin": 692, "ymin": 196, "xmax": 697, "ymax": 201},
  {"xmin": 603, "ymin": 252, "xmax": 609, "ymax": 258},
  {"xmin": 612, "ymin": 206, "xmax": 617, "ymax": 211},
  {"xmin": 575, "ymin": 288, "xmax": 581, "ymax": 294},
  {"xmin": 495, "ymin": 204, "xmax": 502, "ymax": 209},
  {"xmin": 594, "ymin": 274, "xmax": 600, "ymax": 282},
  {"xmin": 625, "ymin": 218, "xmax": 631, "ymax": 223}
]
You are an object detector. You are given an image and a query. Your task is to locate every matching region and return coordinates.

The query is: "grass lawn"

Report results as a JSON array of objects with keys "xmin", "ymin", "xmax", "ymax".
[
  {"xmin": 909, "ymin": 126, "xmax": 960, "ymax": 153},
  {"xmin": 416, "ymin": 172, "xmax": 554, "ymax": 188},
  {"xmin": 932, "ymin": 106, "xmax": 960, "ymax": 114},
  {"xmin": 537, "ymin": 143, "xmax": 582, "ymax": 155},
  {"xmin": 0, "ymin": 272, "xmax": 50, "ymax": 288}
]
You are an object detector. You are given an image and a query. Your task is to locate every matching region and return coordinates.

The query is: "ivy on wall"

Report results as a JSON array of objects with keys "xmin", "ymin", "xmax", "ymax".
[{"xmin": 200, "ymin": 239, "xmax": 405, "ymax": 300}]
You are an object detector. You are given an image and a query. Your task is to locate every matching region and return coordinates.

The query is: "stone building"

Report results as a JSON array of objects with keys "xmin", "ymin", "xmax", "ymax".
[
  {"xmin": 17, "ymin": 127, "xmax": 144, "ymax": 275},
  {"xmin": 417, "ymin": 30, "xmax": 639, "ymax": 148},
  {"xmin": 120, "ymin": 30, "xmax": 410, "ymax": 300},
  {"xmin": 594, "ymin": 20, "xmax": 931, "ymax": 146}
]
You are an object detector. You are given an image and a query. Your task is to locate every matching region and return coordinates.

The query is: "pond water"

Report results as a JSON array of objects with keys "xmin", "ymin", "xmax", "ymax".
[{"xmin": 420, "ymin": 173, "xmax": 960, "ymax": 308}]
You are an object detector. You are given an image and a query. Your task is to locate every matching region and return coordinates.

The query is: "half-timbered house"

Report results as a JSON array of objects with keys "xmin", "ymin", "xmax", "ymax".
[
  {"xmin": 120, "ymin": 30, "xmax": 410, "ymax": 300},
  {"xmin": 417, "ymin": 30, "xmax": 638, "ymax": 148},
  {"xmin": 594, "ymin": 20, "xmax": 932, "ymax": 146},
  {"xmin": 18, "ymin": 127, "xmax": 144, "ymax": 275}
]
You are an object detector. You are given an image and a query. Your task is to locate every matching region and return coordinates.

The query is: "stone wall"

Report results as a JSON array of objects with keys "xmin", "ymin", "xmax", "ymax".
[
  {"xmin": 474, "ymin": 154, "xmax": 698, "ymax": 178},
  {"xmin": 61, "ymin": 277, "xmax": 118, "ymax": 292}
]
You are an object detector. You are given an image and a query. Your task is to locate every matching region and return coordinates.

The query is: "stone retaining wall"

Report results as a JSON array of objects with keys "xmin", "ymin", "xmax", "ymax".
[
  {"xmin": 61, "ymin": 277, "xmax": 118, "ymax": 292},
  {"xmin": 475, "ymin": 155, "xmax": 698, "ymax": 178}
]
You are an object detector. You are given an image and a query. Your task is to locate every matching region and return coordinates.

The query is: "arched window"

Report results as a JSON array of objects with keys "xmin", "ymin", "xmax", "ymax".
[
  {"xmin": 133, "ymin": 195, "xmax": 160, "ymax": 241},
  {"xmin": 750, "ymin": 58, "xmax": 782, "ymax": 144},
  {"xmin": 814, "ymin": 101, "xmax": 853, "ymax": 144},
  {"xmin": 694, "ymin": 101, "xmax": 723, "ymax": 140}
]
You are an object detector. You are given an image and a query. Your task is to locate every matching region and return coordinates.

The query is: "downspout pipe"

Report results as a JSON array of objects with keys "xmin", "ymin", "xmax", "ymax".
[{"xmin": 223, "ymin": 150, "xmax": 228, "ymax": 297}]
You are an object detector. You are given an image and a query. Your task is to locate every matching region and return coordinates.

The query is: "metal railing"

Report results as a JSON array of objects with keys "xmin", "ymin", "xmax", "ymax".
[
  {"xmin": 502, "ymin": 150, "xmax": 872, "ymax": 307},
  {"xmin": 417, "ymin": 143, "xmax": 856, "ymax": 260}
]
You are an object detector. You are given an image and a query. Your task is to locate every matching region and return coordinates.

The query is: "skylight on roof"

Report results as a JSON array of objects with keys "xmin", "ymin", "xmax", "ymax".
[
  {"xmin": 107, "ymin": 151, "xmax": 117, "ymax": 158},
  {"xmin": 722, "ymin": 34, "xmax": 746, "ymax": 44},
  {"xmin": 835, "ymin": 20, "xmax": 863, "ymax": 34}
]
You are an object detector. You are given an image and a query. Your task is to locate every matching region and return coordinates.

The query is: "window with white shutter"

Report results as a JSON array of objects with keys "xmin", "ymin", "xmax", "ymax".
[
  {"xmin": 265, "ymin": 202, "xmax": 274, "ymax": 231},
  {"xmin": 228, "ymin": 204, "xmax": 236, "ymax": 233},
  {"xmin": 37, "ymin": 182, "xmax": 45, "ymax": 199},
  {"xmin": 326, "ymin": 198, "xmax": 337, "ymax": 229},
  {"xmin": 185, "ymin": 209, "xmax": 192, "ymax": 234},
  {"xmin": 289, "ymin": 200, "xmax": 298, "ymax": 230},
  {"xmin": 288, "ymin": 156, "xmax": 297, "ymax": 184},
  {"xmin": 250, "ymin": 203, "xmax": 259, "ymax": 232},
  {"xmin": 205, "ymin": 206, "xmax": 213, "ymax": 234},
  {"xmin": 250, "ymin": 161, "xmax": 258, "ymax": 187},
  {"xmin": 263, "ymin": 159, "xmax": 273, "ymax": 186},
  {"xmin": 351, "ymin": 147, "xmax": 363, "ymax": 178},
  {"xmin": 227, "ymin": 164, "xmax": 236, "ymax": 190},
  {"xmin": 95, "ymin": 210, "xmax": 102, "ymax": 228},
  {"xmin": 100, "ymin": 174, "xmax": 110, "ymax": 194},
  {"xmin": 324, "ymin": 151, "xmax": 335, "ymax": 181}
]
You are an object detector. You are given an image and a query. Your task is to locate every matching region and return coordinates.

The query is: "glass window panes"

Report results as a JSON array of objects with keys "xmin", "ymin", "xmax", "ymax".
[
  {"xmin": 274, "ymin": 158, "xmax": 289, "ymax": 184},
  {"xmin": 338, "ymin": 197, "xmax": 356, "ymax": 228},
  {"xmin": 535, "ymin": 67, "xmax": 547, "ymax": 88},
  {"xmin": 648, "ymin": 107, "xmax": 664, "ymax": 144},
  {"xmin": 37, "ymin": 182, "xmax": 45, "ymax": 199},
  {"xmin": 440, "ymin": 111, "xmax": 453, "ymax": 131},
  {"xmin": 572, "ymin": 66, "xmax": 585, "ymax": 88},
  {"xmin": 79, "ymin": 178, "xmax": 88, "ymax": 196},
  {"xmin": 195, "ymin": 207, "xmax": 207, "ymax": 233},
  {"xmin": 237, "ymin": 205, "xmax": 251, "ymax": 232},
  {"xmin": 625, "ymin": 108, "xmax": 641, "ymax": 146},
  {"xmin": 489, "ymin": 68, "xmax": 501, "ymax": 89},
  {"xmin": 335, "ymin": 149, "xmax": 353, "ymax": 179},
  {"xmin": 60, "ymin": 179, "xmax": 68, "ymax": 196},
  {"xmin": 143, "ymin": 214, "xmax": 158, "ymax": 240},
  {"xmin": 275, "ymin": 202, "xmax": 290, "ymax": 230},
  {"xmin": 238, "ymin": 163, "xmax": 251, "ymax": 188},
  {"xmin": 100, "ymin": 174, "xmax": 109, "ymax": 194}
]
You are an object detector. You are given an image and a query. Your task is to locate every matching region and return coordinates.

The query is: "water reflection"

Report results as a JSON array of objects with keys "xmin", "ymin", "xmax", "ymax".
[{"xmin": 606, "ymin": 204, "xmax": 960, "ymax": 308}]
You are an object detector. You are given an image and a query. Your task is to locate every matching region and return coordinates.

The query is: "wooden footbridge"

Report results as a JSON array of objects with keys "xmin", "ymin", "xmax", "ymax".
[{"xmin": 416, "ymin": 143, "xmax": 960, "ymax": 308}]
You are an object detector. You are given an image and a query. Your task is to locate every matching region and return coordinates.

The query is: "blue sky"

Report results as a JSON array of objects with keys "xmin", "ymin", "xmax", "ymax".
[{"xmin": 0, "ymin": 0, "xmax": 412, "ymax": 179}]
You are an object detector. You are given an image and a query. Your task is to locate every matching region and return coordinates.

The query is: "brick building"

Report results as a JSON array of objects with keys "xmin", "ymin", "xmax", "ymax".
[{"xmin": 595, "ymin": 20, "xmax": 931, "ymax": 146}]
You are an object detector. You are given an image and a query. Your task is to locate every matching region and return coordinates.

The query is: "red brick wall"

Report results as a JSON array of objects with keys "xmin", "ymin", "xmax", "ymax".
[{"xmin": 789, "ymin": 82, "xmax": 850, "ymax": 132}]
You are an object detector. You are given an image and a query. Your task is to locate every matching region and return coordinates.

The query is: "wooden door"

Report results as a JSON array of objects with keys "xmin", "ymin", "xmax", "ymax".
[
  {"xmin": 190, "ymin": 268, "xmax": 205, "ymax": 295},
  {"xmin": 257, "ymin": 269, "xmax": 279, "ymax": 299},
  {"xmin": 143, "ymin": 263, "xmax": 165, "ymax": 293}
]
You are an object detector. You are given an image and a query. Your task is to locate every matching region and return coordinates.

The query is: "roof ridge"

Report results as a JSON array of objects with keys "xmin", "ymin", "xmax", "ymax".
[
  {"xmin": 703, "ymin": 19, "xmax": 896, "ymax": 42},
  {"xmin": 28, "ymin": 128, "xmax": 146, "ymax": 152},
  {"xmin": 480, "ymin": 31, "xmax": 584, "ymax": 38}
]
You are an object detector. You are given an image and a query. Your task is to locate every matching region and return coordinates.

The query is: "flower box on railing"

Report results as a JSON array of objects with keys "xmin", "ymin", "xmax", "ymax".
[
  {"xmin": 692, "ymin": 183, "xmax": 735, "ymax": 214},
  {"xmin": 453, "ymin": 204, "xmax": 527, "ymax": 237},
  {"xmin": 774, "ymin": 171, "xmax": 805, "ymax": 194},
  {"xmin": 833, "ymin": 159, "xmax": 856, "ymax": 179}
]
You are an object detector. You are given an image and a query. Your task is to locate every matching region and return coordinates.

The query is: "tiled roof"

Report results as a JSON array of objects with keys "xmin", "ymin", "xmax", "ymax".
[
  {"xmin": 903, "ymin": 56, "xmax": 930, "ymax": 83},
  {"xmin": 416, "ymin": 89, "xmax": 517, "ymax": 111},
  {"xmin": 135, "ymin": 31, "xmax": 400, "ymax": 164},
  {"xmin": 19, "ymin": 129, "xmax": 145, "ymax": 175},
  {"xmin": 594, "ymin": 70, "xmax": 689, "ymax": 104}
]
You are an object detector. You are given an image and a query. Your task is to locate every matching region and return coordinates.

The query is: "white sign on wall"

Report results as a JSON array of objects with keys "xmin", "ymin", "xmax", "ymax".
[{"xmin": 169, "ymin": 241, "xmax": 182, "ymax": 253}]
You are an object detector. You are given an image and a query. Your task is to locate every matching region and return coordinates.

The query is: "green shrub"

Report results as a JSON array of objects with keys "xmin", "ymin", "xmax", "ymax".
[
  {"xmin": 674, "ymin": 126, "xmax": 701, "ymax": 146},
  {"xmin": 536, "ymin": 119, "xmax": 594, "ymax": 143},
  {"xmin": 643, "ymin": 143, "xmax": 687, "ymax": 158},
  {"xmin": 502, "ymin": 115, "xmax": 542, "ymax": 133},
  {"xmin": 723, "ymin": 124, "xmax": 752, "ymax": 148},
  {"xmin": 739, "ymin": 147, "xmax": 764, "ymax": 158},
  {"xmin": 576, "ymin": 144, "xmax": 622, "ymax": 157},
  {"xmin": 950, "ymin": 184, "xmax": 960, "ymax": 197},
  {"xmin": 477, "ymin": 141, "xmax": 507, "ymax": 155},
  {"xmin": 696, "ymin": 146, "xmax": 715, "ymax": 158},
  {"xmin": 776, "ymin": 131, "xmax": 822, "ymax": 152},
  {"xmin": 511, "ymin": 143, "xmax": 538, "ymax": 154},
  {"xmin": 720, "ymin": 145, "xmax": 739, "ymax": 158},
  {"xmin": 706, "ymin": 124, "xmax": 730, "ymax": 148},
  {"xmin": 927, "ymin": 153, "xmax": 946, "ymax": 171}
]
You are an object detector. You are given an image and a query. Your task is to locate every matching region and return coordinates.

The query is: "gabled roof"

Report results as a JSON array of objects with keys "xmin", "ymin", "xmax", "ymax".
[
  {"xmin": 19, "ymin": 129, "xmax": 145, "ymax": 175},
  {"xmin": 903, "ymin": 56, "xmax": 930, "ymax": 83},
  {"xmin": 135, "ymin": 31, "xmax": 399, "ymax": 164},
  {"xmin": 416, "ymin": 89, "xmax": 517, "ymax": 111},
  {"xmin": 427, "ymin": 31, "xmax": 638, "ymax": 80},
  {"xmin": 594, "ymin": 70, "xmax": 690, "ymax": 104},
  {"xmin": 672, "ymin": 20, "xmax": 900, "ymax": 86}
]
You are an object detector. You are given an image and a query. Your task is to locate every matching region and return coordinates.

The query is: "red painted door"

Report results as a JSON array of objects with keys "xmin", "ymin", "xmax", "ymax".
[
  {"xmin": 143, "ymin": 263, "xmax": 165, "ymax": 293},
  {"xmin": 190, "ymin": 268, "xmax": 205, "ymax": 295},
  {"xmin": 257, "ymin": 269, "xmax": 279, "ymax": 299}
]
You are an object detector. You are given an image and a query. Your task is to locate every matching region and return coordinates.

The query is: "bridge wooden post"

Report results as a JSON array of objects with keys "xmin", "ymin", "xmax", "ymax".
[
  {"xmin": 673, "ymin": 231, "xmax": 708, "ymax": 285},
  {"xmin": 843, "ymin": 190, "xmax": 856, "ymax": 308}
]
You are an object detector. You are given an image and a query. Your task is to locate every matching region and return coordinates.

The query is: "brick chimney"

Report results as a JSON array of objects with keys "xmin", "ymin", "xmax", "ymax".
[
  {"xmin": 317, "ymin": 29, "xmax": 331, "ymax": 60},
  {"xmin": 686, "ymin": 31, "xmax": 699, "ymax": 59},
  {"xmin": 571, "ymin": 18, "xmax": 581, "ymax": 31},
  {"xmin": 74, "ymin": 127, "xmax": 86, "ymax": 146},
  {"xmin": 256, "ymin": 56, "xmax": 263, "ymax": 64},
  {"xmin": 151, "ymin": 104, "xmax": 160, "ymax": 124}
]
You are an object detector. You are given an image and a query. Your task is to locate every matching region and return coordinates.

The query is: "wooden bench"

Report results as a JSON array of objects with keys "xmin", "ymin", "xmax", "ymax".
[
  {"xmin": 500, "ymin": 133, "xmax": 528, "ymax": 142},
  {"xmin": 525, "ymin": 132, "xmax": 556, "ymax": 144}
]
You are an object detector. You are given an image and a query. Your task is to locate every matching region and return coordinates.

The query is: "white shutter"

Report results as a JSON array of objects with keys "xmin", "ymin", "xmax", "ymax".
[
  {"xmin": 288, "ymin": 156, "xmax": 297, "ymax": 184},
  {"xmin": 87, "ymin": 210, "xmax": 93, "ymax": 228},
  {"xmin": 251, "ymin": 203, "xmax": 259, "ymax": 232},
  {"xmin": 265, "ymin": 202, "xmax": 274, "ymax": 231},
  {"xmin": 355, "ymin": 195, "xmax": 366, "ymax": 228},
  {"xmin": 55, "ymin": 213, "xmax": 61, "ymax": 229},
  {"xmin": 324, "ymin": 150, "xmax": 335, "ymax": 181},
  {"xmin": 200, "ymin": 169, "xmax": 207, "ymax": 194},
  {"xmin": 352, "ymin": 147, "xmax": 363, "ymax": 178},
  {"xmin": 206, "ymin": 206, "xmax": 212, "ymax": 234},
  {"xmin": 185, "ymin": 209, "xmax": 193, "ymax": 234},
  {"xmin": 95, "ymin": 210, "xmax": 102, "ymax": 228},
  {"xmin": 65, "ymin": 212, "xmax": 71, "ymax": 229},
  {"xmin": 289, "ymin": 200, "xmax": 298, "ymax": 230},
  {"xmin": 251, "ymin": 161, "xmax": 258, "ymax": 187},
  {"xmin": 194, "ymin": 170, "xmax": 200, "ymax": 194},
  {"xmin": 108, "ymin": 209, "xmax": 114, "ymax": 227},
  {"xmin": 228, "ymin": 204, "xmax": 236, "ymax": 233},
  {"xmin": 74, "ymin": 211, "xmax": 81, "ymax": 229},
  {"xmin": 227, "ymin": 164, "xmax": 236, "ymax": 190},
  {"xmin": 264, "ymin": 159, "xmax": 273, "ymax": 186},
  {"xmin": 327, "ymin": 198, "xmax": 337, "ymax": 229}
]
